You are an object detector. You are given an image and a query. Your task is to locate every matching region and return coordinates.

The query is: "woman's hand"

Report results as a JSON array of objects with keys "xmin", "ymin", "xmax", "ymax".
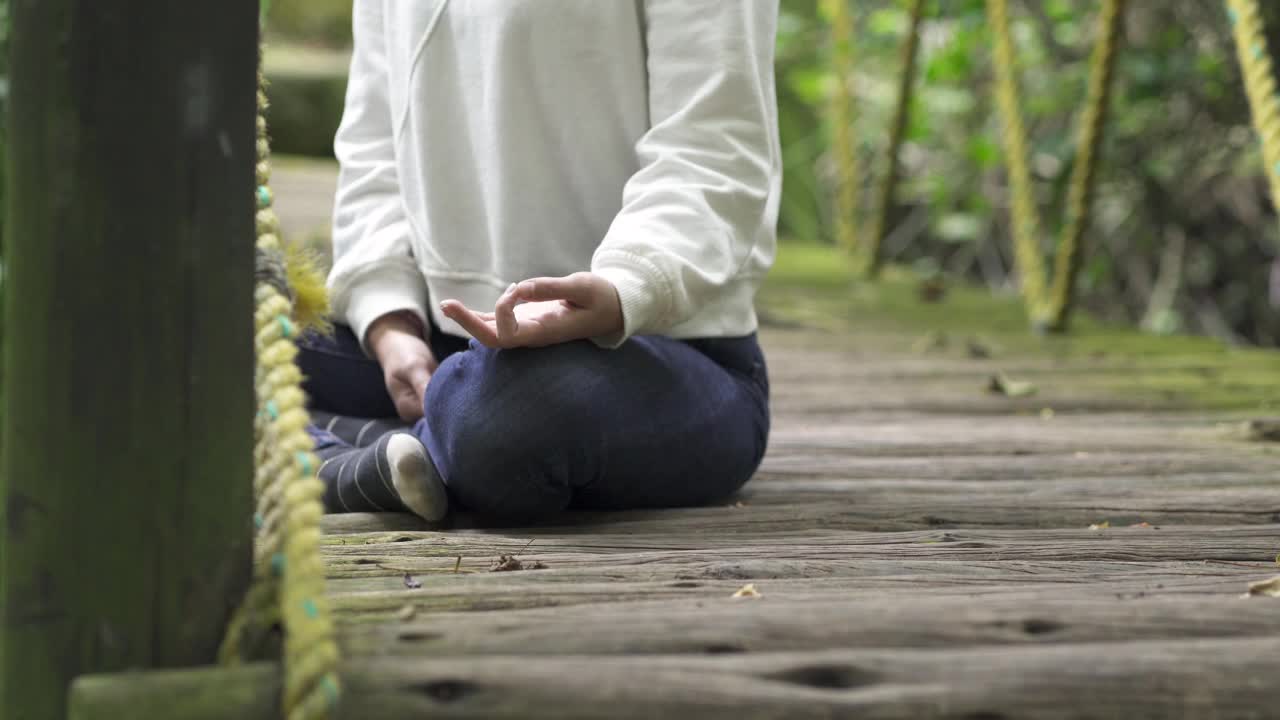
[
  {"xmin": 441, "ymin": 272, "xmax": 623, "ymax": 349},
  {"xmin": 368, "ymin": 312, "xmax": 438, "ymax": 422}
]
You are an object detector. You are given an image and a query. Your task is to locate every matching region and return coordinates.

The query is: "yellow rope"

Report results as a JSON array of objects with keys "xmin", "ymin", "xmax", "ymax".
[
  {"xmin": 864, "ymin": 0, "xmax": 926, "ymax": 278},
  {"xmin": 221, "ymin": 60, "xmax": 340, "ymax": 720},
  {"xmin": 1044, "ymin": 0, "xmax": 1126, "ymax": 331},
  {"xmin": 823, "ymin": 0, "xmax": 860, "ymax": 256},
  {"xmin": 987, "ymin": 0, "xmax": 1125, "ymax": 330},
  {"xmin": 1227, "ymin": 0, "xmax": 1280, "ymax": 224},
  {"xmin": 987, "ymin": 0, "xmax": 1050, "ymax": 313}
]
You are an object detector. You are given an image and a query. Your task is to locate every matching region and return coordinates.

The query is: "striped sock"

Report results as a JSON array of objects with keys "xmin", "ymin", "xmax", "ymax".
[
  {"xmin": 315, "ymin": 431, "xmax": 448, "ymax": 522},
  {"xmin": 309, "ymin": 409, "xmax": 410, "ymax": 448}
]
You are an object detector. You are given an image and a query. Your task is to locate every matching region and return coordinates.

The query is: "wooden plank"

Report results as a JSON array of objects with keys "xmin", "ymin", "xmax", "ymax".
[
  {"xmin": 759, "ymin": 451, "xmax": 1276, "ymax": 481},
  {"xmin": 321, "ymin": 526, "xmax": 1280, "ymax": 566},
  {"xmin": 62, "ymin": 634, "xmax": 1280, "ymax": 719},
  {"xmin": 1, "ymin": 1, "xmax": 259, "ymax": 717},
  {"xmin": 337, "ymin": 595, "xmax": 1280, "ymax": 657},
  {"xmin": 321, "ymin": 480, "xmax": 1280, "ymax": 531},
  {"xmin": 322, "ymin": 565, "xmax": 1266, "ymax": 621},
  {"xmin": 333, "ymin": 637, "xmax": 1280, "ymax": 719},
  {"xmin": 321, "ymin": 524, "xmax": 1280, "ymax": 553}
]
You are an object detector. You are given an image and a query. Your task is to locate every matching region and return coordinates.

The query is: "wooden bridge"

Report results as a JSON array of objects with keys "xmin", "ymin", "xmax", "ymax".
[
  {"xmin": 312, "ymin": 244, "xmax": 1280, "ymax": 719},
  {"xmin": 5, "ymin": 3, "xmax": 1280, "ymax": 716},
  {"xmin": 73, "ymin": 171, "xmax": 1280, "ymax": 716}
]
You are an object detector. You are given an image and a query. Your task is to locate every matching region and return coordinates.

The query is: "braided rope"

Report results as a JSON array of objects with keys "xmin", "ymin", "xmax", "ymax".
[
  {"xmin": 1227, "ymin": 0, "xmax": 1280, "ymax": 226},
  {"xmin": 823, "ymin": 0, "xmax": 860, "ymax": 256},
  {"xmin": 1044, "ymin": 0, "xmax": 1126, "ymax": 331},
  {"xmin": 987, "ymin": 0, "xmax": 1050, "ymax": 313},
  {"xmin": 864, "ymin": 0, "xmax": 926, "ymax": 278},
  {"xmin": 987, "ymin": 0, "xmax": 1124, "ymax": 330},
  {"xmin": 220, "ymin": 60, "xmax": 340, "ymax": 720}
]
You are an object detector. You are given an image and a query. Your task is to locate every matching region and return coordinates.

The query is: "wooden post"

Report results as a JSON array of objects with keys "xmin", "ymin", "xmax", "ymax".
[{"xmin": 1, "ymin": 2, "xmax": 260, "ymax": 718}]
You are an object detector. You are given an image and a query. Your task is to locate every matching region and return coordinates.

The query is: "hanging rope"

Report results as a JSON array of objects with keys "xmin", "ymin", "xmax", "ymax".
[
  {"xmin": 864, "ymin": 0, "xmax": 927, "ymax": 278},
  {"xmin": 986, "ymin": 0, "xmax": 1125, "ymax": 330},
  {"xmin": 1226, "ymin": 0, "xmax": 1280, "ymax": 227},
  {"xmin": 220, "ymin": 57, "xmax": 340, "ymax": 720},
  {"xmin": 986, "ymin": 0, "xmax": 1052, "ymax": 314},
  {"xmin": 823, "ymin": 0, "xmax": 860, "ymax": 256},
  {"xmin": 1044, "ymin": 0, "xmax": 1125, "ymax": 330}
]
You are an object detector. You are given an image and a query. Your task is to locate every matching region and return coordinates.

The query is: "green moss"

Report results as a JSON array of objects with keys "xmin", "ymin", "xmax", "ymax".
[{"xmin": 761, "ymin": 243, "xmax": 1280, "ymax": 411}]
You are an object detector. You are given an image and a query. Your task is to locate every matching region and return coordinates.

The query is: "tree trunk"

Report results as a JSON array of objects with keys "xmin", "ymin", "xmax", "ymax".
[{"xmin": 1, "ymin": 2, "xmax": 259, "ymax": 718}]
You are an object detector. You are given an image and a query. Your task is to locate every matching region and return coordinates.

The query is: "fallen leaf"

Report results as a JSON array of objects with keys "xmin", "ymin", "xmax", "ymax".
[
  {"xmin": 1088, "ymin": 521, "xmax": 1110, "ymax": 531},
  {"xmin": 732, "ymin": 583, "xmax": 762, "ymax": 599},
  {"xmin": 396, "ymin": 604, "xmax": 418, "ymax": 621},
  {"xmin": 965, "ymin": 337, "xmax": 993, "ymax": 359},
  {"xmin": 1129, "ymin": 522, "xmax": 1156, "ymax": 529},
  {"xmin": 918, "ymin": 277, "xmax": 948, "ymax": 303},
  {"xmin": 403, "ymin": 573, "xmax": 422, "ymax": 590},
  {"xmin": 1246, "ymin": 577, "xmax": 1280, "ymax": 598},
  {"xmin": 489, "ymin": 555, "xmax": 548, "ymax": 572},
  {"xmin": 1245, "ymin": 419, "xmax": 1280, "ymax": 442},
  {"xmin": 1040, "ymin": 408, "xmax": 1055, "ymax": 420},
  {"xmin": 987, "ymin": 373, "xmax": 1037, "ymax": 398}
]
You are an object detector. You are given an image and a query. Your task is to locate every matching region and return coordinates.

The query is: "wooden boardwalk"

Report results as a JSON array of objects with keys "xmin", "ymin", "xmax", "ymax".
[
  {"xmin": 264, "ymin": 163, "xmax": 1280, "ymax": 718},
  {"xmin": 317, "ymin": 313, "xmax": 1279, "ymax": 719}
]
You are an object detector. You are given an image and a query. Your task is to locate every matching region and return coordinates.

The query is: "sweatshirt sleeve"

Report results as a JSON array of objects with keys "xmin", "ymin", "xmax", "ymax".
[
  {"xmin": 327, "ymin": 0, "xmax": 429, "ymax": 352},
  {"xmin": 590, "ymin": 0, "xmax": 781, "ymax": 347}
]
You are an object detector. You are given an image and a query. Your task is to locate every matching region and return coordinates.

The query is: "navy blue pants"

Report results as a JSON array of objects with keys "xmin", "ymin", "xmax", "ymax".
[{"xmin": 298, "ymin": 325, "xmax": 770, "ymax": 520}]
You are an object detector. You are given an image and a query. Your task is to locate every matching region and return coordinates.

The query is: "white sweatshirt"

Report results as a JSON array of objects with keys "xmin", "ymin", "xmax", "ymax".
[{"xmin": 328, "ymin": 0, "xmax": 781, "ymax": 348}]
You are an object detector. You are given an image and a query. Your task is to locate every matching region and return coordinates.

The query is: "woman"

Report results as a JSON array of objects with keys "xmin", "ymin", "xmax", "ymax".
[{"xmin": 301, "ymin": 0, "xmax": 781, "ymax": 523}]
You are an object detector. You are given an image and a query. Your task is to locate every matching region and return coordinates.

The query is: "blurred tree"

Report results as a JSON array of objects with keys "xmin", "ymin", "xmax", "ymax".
[{"xmin": 783, "ymin": 0, "xmax": 1280, "ymax": 345}]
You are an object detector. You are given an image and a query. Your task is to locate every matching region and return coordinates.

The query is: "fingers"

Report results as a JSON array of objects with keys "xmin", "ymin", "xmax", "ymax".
[
  {"xmin": 395, "ymin": 393, "xmax": 425, "ymax": 423},
  {"xmin": 406, "ymin": 365, "xmax": 433, "ymax": 402},
  {"xmin": 515, "ymin": 273, "xmax": 597, "ymax": 307},
  {"xmin": 441, "ymin": 300, "xmax": 502, "ymax": 348},
  {"xmin": 495, "ymin": 283, "xmax": 520, "ymax": 344}
]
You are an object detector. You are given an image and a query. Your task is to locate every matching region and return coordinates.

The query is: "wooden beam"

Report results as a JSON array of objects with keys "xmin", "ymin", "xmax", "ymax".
[
  {"xmin": 60, "ymin": 636, "xmax": 1280, "ymax": 719},
  {"xmin": 68, "ymin": 664, "xmax": 279, "ymax": 720},
  {"xmin": 1, "ymin": 1, "xmax": 260, "ymax": 717}
]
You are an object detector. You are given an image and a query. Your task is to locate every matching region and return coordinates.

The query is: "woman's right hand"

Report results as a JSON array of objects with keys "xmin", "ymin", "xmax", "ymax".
[{"xmin": 368, "ymin": 312, "xmax": 438, "ymax": 422}]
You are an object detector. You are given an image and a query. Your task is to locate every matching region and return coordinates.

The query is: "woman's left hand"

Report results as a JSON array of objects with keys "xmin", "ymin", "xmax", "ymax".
[{"xmin": 440, "ymin": 272, "xmax": 623, "ymax": 349}]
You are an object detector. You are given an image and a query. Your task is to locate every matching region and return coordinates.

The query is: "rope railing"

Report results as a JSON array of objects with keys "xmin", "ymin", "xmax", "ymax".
[
  {"xmin": 1227, "ymin": 0, "xmax": 1280, "ymax": 228},
  {"xmin": 219, "ymin": 56, "xmax": 340, "ymax": 720},
  {"xmin": 823, "ymin": 0, "xmax": 860, "ymax": 257},
  {"xmin": 986, "ymin": 0, "xmax": 1052, "ymax": 314},
  {"xmin": 987, "ymin": 0, "xmax": 1127, "ymax": 330},
  {"xmin": 864, "ymin": 0, "xmax": 926, "ymax": 279},
  {"xmin": 1043, "ymin": 0, "xmax": 1125, "ymax": 331}
]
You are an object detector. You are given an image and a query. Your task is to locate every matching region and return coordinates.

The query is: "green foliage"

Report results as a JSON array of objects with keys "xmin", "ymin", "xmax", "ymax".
[
  {"xmin": 266, "ymin": 0, "xmax": 352, "ymax": 47},
  {"xmin": 778, "ymin": 0, "xmax": 1280, "ymax": 346}
]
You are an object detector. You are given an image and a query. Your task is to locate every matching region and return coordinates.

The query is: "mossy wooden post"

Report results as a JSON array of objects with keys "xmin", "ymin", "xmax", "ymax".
[{"xmin": 0, "ymin": 1, "xmax": 260, "ymax": 718}]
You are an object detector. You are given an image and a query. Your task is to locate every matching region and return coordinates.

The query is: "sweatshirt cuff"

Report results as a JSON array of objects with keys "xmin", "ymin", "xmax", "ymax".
[
  {"xmin": 591, "ymin": 251, "xmax": 672, "ymax": 349},
  {"xmin": 340, "ymin": 265, "xmax": 431, "ymax": 355}
]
